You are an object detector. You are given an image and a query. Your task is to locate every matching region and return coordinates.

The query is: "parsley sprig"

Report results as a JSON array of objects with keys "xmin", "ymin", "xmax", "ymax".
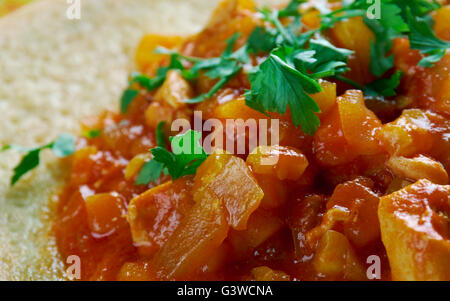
[
  {"xmin": 1, "ymin": 133, "xmax": 75, "ymax": 185},
  {"xmin": 345, "ymin": 0, "xmax": 449, "ymax": 95},
  {"xmin": 122, "ymin": 0, "xmax": 448, "ymax": 136},
  {"xmin": 135, "ymin": 129, "xmax": 208, "ymax": 185}
]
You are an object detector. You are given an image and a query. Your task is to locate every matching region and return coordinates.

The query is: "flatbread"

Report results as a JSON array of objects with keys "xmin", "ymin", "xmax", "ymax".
[{"xmin": 0, "ymin": 0, "xmax": 286, "ymax": 281}]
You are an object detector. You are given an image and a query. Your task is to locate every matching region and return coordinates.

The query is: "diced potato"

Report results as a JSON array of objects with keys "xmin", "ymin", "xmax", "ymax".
[
  {"xmin": 301, "ymin": 9, "xmax": 321, "ymax": 30},
  {"xmin": 377, "ymin": 109, "xmax": 436, "ymax": 157},
  {"xmin": 337, "ymin": 90, "xmax": 383, "ymax": 155},
  {"xmin": 313, "ymin": 230, "xmax": 366, "ymax": 280},
  {"xmin": 251, "ymin": 266, "xmax": 290, "ymax": 281},
  {"xmin": 326, "ymin": 178, "xmax": 381, "ymax": 248},
  {"xmin": 154, "ymin": 70, "xmax": 193, "ymax": 109},
  {"xmin": 127, "ymin": 178, "xmax": 194, "ymax": 257},
  {"xmin": 247, "ymin": 145, "xmax": 309, "ymax": 181},
  {"xmin": 135, "ymin": 34, "xmax": 183, "ymax": 74},
  {"xmin": 330, "ymin": 17, "xmax": 374, "ymax": 84},
  {"xmin": 309, "ymin": 79, "xmax": 336, "ymax": 116},
  {"xmin": 387, "ymin": 155, "xmax": 448, "ymax": 185},
  {"xmin": 378, "ymin": 179, "xmax": 450, "ymax": 280},
  {"xmin": 434, "ymin": 6, "xmax": 450, "ymax": 41},
  {"xmin": 194, "ymin": 150, "xmax": 264, "ymax": 230},
  {"xmin": 229, "ymin": 209, "xmax": 284, "ymax": 257},
  {"xmin": 151, "ymin": 196, "xmax": 229, "ymax": 280},
  {"xmin": 85, "ymin": 192, "xmax": 127, "ymax": 236},
  {"xmin": 213, "ymin": 96, "xmax": 267, "ymax": 120}
]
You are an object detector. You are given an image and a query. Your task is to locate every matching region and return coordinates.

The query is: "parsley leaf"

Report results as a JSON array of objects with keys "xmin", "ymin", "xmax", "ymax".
[
  {"xmin": 306, "ymin": 38, "xmax": 353, "ymax": 77},
  {"xmin": 135, "ymin": 160, "xmax": 164, "ymax": 185},
  {"xmin": 278, "ymin": 0, "xmax": 305, "ymax": 18},
  {"xmin": 247, "ymin": 26, "xmax": 278, "ymax": 53},
  {"xmin": 185, "ymin": 33, "xmax": 247, "ymax": 103},
  {"xmin": 120, "ymin": 89, "xmax": 139, "ymax": 113},
  {"xmin": 155, "ymin": 121, "xmax": 166, "ymax": 147},
  {"xmin": 347, "ymin": 0, "xmax": 408, "ymax": 77},
  {"xmin": 245, "ymin": 46, "xmax": 321, "ymax": 135},
  {"xmin": 364, "ymin": 70, "xmax": 403, "ymax": 97},
  {"xmin": 135, "ymin": 130, "xmax": 208, "ymax": 184},
  {"xmin": 405, "ymin": 9, "xmax": 450, "ymax": 67},
  {"xmin": 120, "ymin": 54, "xmax": 186, "ymax": 113},
  {"xmin": 2, "ymin": 133, "xmax": 75, "ymax": 185}
]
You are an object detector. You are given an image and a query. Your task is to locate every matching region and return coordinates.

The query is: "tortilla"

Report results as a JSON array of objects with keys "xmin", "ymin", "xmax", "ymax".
[{"xmin": 0, "ymin": 0, "xmax": 286, "ymax": 281}]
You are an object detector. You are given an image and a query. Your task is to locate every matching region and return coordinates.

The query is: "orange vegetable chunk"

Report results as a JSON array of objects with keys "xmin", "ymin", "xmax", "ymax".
[
  {"xmin": 434, "ymin": 6, "xmax": 450, "ymax": 41},
  {"xmin": 229, "ymin": 208, "xmax": 284, "ymax": 257},
  {"xmin": 337, "ymin": 90, "xmax": 383, "ymax": 155},
  {"xmin": 313, "ymin": 230, "xmax": 366, "ymax": 280},
  {"xmin": 330, "ymin": 17, "xmax": 374, "ymax": 84},
  {"xmin": 313, "ymin": 106, "xmax": 356, "ymax": 166},
  {"xmin": 127, "ymin": 178, "xmax": 194, "ymax": 257},
  {"xmin": 151, "ymin": 196, "xmax": 228, "ymax": 280},
  {"xmin": 194, "ymin": 150, "xmax": 264, "ymax": 230},
  {"xmin": 135, "ymin": 34, "xmax": 183, "ymax": 74},
  {"xmin": 310, "ymin": 79, "xmax": 336, "ymax": 116},
  {"xmin": 85, "ymin": 192, "xmax": 127, "ymax": 236},
  {"xmin": 247, "ymin": 145, "xmax": 309, "ymax": 181}
]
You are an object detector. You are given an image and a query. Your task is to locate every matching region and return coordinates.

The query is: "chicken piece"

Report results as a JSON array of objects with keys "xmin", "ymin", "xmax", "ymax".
[
  {"xmin": 378, "ymin": 179, "xmax": 450, "ymax": 280},
  {"xmin": 387, "ymin": 155, "xmax": 448, "ymax": 185},
  {"xmin": 306, "ymin": 178, "xmax": 380, "ymax": 249},
  {"xmin": 145, "ymin": 70, "xmax": 193, "ymax": 129},
  {"xmin": 377, "ymin": 109, "xmax": 437, "ymax": 157},
  {"xmin": 154, "ymin": 70, "xmax": 193, "ymax": 109}
]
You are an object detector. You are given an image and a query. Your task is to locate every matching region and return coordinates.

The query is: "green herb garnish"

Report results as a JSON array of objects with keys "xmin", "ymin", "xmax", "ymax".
[
  {"xmin": 1, "ymin": 133, "xmax": 75, "ymax": 185},
  {"xmin": 82, "ymin": 129, "xmax": 101, "ymax": 139},
  {"xmin": 135, "ymin": 130, "xmax": 208, "ymax": 185}
]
